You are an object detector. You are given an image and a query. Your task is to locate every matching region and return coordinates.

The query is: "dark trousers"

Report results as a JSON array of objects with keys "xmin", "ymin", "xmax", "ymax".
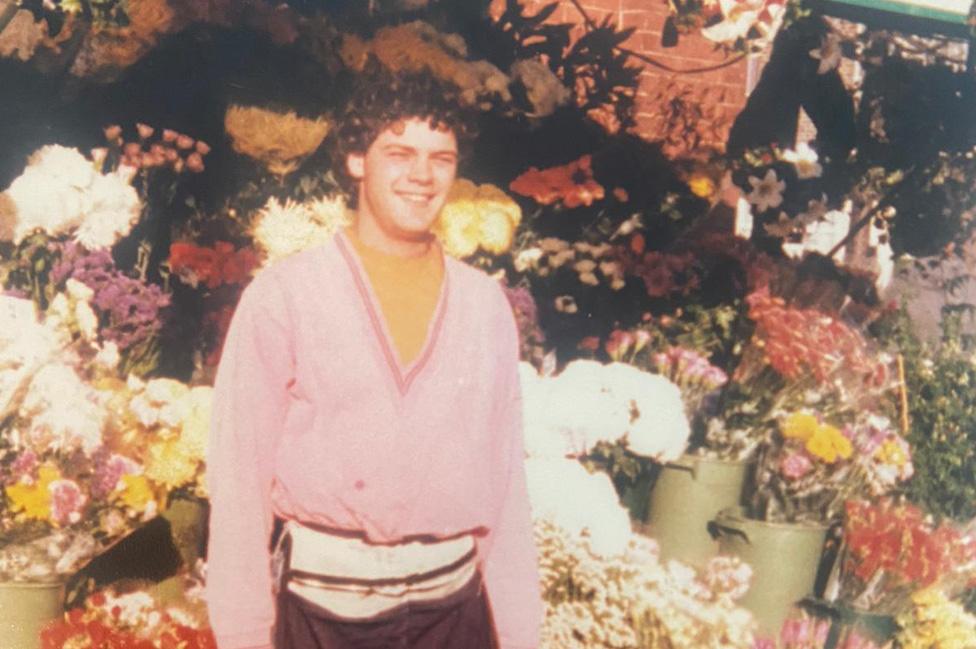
[{"xmin": 273, "ymin": 572, "xmax": 500, "ymax": 649}]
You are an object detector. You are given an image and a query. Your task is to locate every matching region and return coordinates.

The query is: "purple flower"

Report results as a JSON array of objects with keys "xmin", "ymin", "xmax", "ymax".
[
  {"xmin": 49, "ymin": 479, "xmax": 87, "ymax": 526},
  {"xmin": 5, "ymin": 451, "xmax": 38, "ymax": 485},
  {"xmin": 49, "ymin": 242, "xmax": 170, "ymax": 352},
  {"xmin": 90, "ymin": 448, "xmax": 139, "ymax": 499}
]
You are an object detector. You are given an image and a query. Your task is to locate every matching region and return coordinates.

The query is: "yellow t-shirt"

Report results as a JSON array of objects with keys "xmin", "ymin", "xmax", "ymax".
[{"xmin": 345, "ymin": 229, "xmax": 445, "ymax": 366}]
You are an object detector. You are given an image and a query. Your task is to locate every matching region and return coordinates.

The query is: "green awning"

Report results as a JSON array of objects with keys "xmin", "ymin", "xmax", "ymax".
[{"xmin": 818, "ymin": 0, "xmax": 973, "ymax": 35}]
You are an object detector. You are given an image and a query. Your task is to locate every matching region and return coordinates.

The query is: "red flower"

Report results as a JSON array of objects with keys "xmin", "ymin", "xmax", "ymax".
[{"xmin": 509, "ymin": 155, "xmax": 605, "ymax": 208}]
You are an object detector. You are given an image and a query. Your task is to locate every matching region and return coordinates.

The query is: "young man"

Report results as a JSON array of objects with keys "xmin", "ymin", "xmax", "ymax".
[{"xmin": 205, "ymin": 71, "xmax": 542, "ymax": 649}]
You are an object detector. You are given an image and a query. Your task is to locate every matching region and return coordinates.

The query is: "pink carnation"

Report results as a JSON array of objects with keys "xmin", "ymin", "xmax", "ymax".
[
  {"xmin": 780, "ymin": 453, "xmax": 813, "ymax": 480},
  {"xmin": 49, "ymin": 479, "xmax": 87, "ymax": 526}
]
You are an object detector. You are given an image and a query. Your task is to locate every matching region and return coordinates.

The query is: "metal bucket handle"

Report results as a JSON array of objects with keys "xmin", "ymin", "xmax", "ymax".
[{"xmin": 707, "ymin": 519, "xmax": 750, "ymax": 544}]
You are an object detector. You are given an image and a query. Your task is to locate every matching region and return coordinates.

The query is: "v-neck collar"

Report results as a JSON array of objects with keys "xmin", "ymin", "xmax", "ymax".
[{"xmin": 334, "ymin": 231, "xmax": 449, "ymax": 395}]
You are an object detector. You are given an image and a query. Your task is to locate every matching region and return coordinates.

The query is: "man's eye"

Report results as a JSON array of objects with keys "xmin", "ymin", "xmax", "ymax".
[{"xmin": 387, "ymin": 150, "xmax": 410, "ymax": 159}]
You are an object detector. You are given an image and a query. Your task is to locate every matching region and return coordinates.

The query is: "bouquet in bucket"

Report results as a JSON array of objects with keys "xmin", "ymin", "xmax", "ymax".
[
  {"xmin": 702, "ymin": 283, "xmax": 899, "ymax": 471},
  {"xmin": 822, "ymin": 499, "xmax": 976, "ymax": 616},
  {"xmin": 746, "ymin": 411, "xmax": 913, "ymax": 523}
]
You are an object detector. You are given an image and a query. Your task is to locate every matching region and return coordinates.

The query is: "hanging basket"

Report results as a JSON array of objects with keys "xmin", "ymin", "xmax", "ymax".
[
  {"xmin": 0, "ymin": 579, "xmax": 65, "ymax": 649},
  {"xmin": 644, "ymin": 453, "xmax": 751, "ymax": 567},
  {"xmin": 710, "ymin": 506, "xmax": 829, "ymax": 637}
]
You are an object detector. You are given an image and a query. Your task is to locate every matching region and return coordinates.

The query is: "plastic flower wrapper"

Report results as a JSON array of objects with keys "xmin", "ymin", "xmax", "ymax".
[
  {"xmin": 771, "ymin": 609, "xmax": 891, "ymax": 649},
  {"xmin": 822, "ymin": 499, "xmax": 976, "ymax": 616},
  {"xmin": 536, "ymin": 518, "xmax": 757, "ymax": 648},
  {"xmin": 0, "ymin": 293, "xmax": 164, "ymax": 580},
  {"xmin": 706, "ymin": 285, "xmax": 896, "ymax": 463},
  {"xmin": 40, "ymin": 564, "xmax": 217, "ymax": 649},
  {"xmin": 0, "ymin": 144, "xmax": 141, "ymax": 249},
  {"xmin": 747, "ymin": 411, "xmax": 913, "ymax": 524}
]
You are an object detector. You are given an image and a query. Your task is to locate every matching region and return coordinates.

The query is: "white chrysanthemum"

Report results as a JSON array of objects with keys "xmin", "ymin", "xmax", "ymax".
[
  {"xmin": 20, "ymin": 363, "xmax": 105, "ymax": 454},
  {"xmin": 94, "ymin": 342, "xmax": 120, "ymax": 370},
  {"xmin": 526, "ymin": 459, "xmax": 633, "ymax": 557},
  {"xmin": 251, "ymin": 196, "xmax": 347, "ymax": 265},
  {"xmin": 73, "ymin": 171, "xmax": 141, "ymax": 249},
  {"xmin": 0, "ymin": 297, "xmax": 57, "ymax": 419},
  {"xmin": 3, "ymin": 145, "xmax": 141, "ymax": 248}
]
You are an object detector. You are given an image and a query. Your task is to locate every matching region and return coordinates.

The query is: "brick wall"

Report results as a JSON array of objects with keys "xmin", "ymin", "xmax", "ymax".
[{"xmin": 494, "ymin": 0, "xmax": 752, "ymax": 154}]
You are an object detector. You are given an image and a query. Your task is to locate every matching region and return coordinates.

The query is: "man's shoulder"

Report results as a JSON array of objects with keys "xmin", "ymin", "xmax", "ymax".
[{"xmin": 446, "ymin": 257, "xmax": 507, "ymax": 301}]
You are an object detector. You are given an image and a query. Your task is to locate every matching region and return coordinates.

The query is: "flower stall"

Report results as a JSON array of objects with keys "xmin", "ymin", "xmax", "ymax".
[{"xmin": 1, "ymin": 0, "xmax": 976, "ymax": 648}]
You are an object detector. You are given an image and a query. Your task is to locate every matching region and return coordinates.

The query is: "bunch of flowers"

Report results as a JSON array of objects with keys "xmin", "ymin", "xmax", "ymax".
[
  {"xmin": 340, "ymin": 22, "xmax": 513, "ymax": 110},
  {"xmin": 432, "ymin": 178, "xmax": 522, "ymax": 257},
  {"xmin": 101, "ymin": 123, "xmax": 211, "ymax": 174},
  {"xmin": 99, "ymin": 375, "xmax": 212, "ymax": 498},
  {"xmin": 248, "ymin": 194, "xmax": 350, "ymax": 265},
  {"xmin": 40, "ymin": 568, "xmax": 216, "ymax": 649},
  {"xmin": 614, "ymin": 235, "xmax": 703, "ymax": 299},
  {"xmin": 667, "ymin": 0, "xmax": 792, "ymax": 56},
  {"xmin": 224, "ymin": 105, "xmax": 331, "ymax": 178},
  {"xmin": 513, "ymin": 237, "xmax": 626, "ymax": 291},
  {"xmin": 536, "ymin": 518, "xmax": 756, "ymax": 648},
  {"xmin": 825, "ymin": 500, "xmax": 976, "ymax": 615},
  {"xmin": 0, "ymin": 144, "xmax": 141, "ymax": 249},
  {"xmin": 651, "ymin": 346, "xmax": 729, "ymax": 417},
  {"xmin": 68, "ymin": 0, "xmax": 179, "ymax": 79},
  {"xmin": 748, "ymin": 412, "xmax": 913, "ymax": 523},
  {"xmin": 519, "ymin": 359, "xmax": 690, "ymax": 462},
  {"xmin": 0, "ymin": 292, "xmax": 162, "ymax": 581},
  {"xmin": 895, "ymin": 588, "xmax": 976, "ymax": 649},
  {"xmin": 509, "ymin": 155, "xmax": 606, "ymax": 209},
  {"xmin": 50, "ymin": 242, "xmax": 171, "ymax": 365},
  {"xmin": 167, "ymin": 241, "xmax": 259, "ymax": 290}
]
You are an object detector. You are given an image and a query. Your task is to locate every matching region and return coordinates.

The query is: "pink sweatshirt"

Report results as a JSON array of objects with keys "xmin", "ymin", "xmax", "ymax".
[{"xmin": 205, "ymin": 232, "xmax": 542, "ymax": 649}]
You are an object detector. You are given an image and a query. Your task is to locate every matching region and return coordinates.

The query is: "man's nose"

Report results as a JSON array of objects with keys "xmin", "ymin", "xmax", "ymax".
[{"xmin": 407, "ymin": 155, "xmax": 433, "ymax": 183}]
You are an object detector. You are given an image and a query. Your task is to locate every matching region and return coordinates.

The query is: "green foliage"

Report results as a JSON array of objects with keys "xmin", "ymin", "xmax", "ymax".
[{"xmin": 875, "ymin": 307, "xmax": 976, "ymax": 521}]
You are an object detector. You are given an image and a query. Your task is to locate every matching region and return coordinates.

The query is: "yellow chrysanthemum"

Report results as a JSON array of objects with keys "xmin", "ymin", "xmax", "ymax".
[
  {"xmin": 178, "ymin": 386, "xmax": 212, "ymax": 460},
  {"xmin": 5, "ymin": 464, "xmax": 60, "ymax": 521},
  {"xmin": 436, "ymin": 204, "xmax": 480, "ymax": 258},
  {"xmin": 804, "ymin": 425, "xmax": 850, "ymax": 464},
  {"xmin": 478, "ymin": 209, "xmax": 515, "ymax": 255},
  {"xmin": 144, "ymin": 439, "xmax": 198, "ymax": 489},
  {"xmin": 476, "ymin": 183, "xmax": 522, "ymax": 228},
  {"xmin": 782, "ymin": 412, "xmax": 819, "ymax": 441},
  {"xmin": 118, "ymin": 474, "xmax": 154, "ymax": 512}
]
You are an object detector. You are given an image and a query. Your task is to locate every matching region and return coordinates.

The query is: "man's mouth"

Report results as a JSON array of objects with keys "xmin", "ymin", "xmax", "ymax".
[{"xmin": 397, "ymin": 192, "xmax": 434, "ymax": 205}]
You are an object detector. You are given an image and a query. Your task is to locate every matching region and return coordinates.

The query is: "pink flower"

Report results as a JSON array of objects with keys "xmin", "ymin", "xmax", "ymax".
[
  {"xmin": 136, "ymin": 123, "xmax": 154, "ymax": 139},
  {"xmin": 780, "ymin": 453, "xmax": 813, "ymax": 480},
  {"xmin": 176, "ymin": 134, "xmax": 195, "ymax": 150},
  {"xmin": 186, "ymin": 152, "xmax": 205, "ymax": 173},
  {"xmin": 123, "ymin": 142, "xmax": 142, "ymax": 157},
  {"xmin": 8, "ymin": 451, "xmax": 38, "ymax": 484},
  {"xmin": 103, "ymin": 125, "xmax": 122, "ymax": 142},
  {"xmin": 195, "ymin": 141, "xmax": 211, "ymax": 156},
  {"xmin": 49, "ymin": 479, "xmax": 87, "ymax": 526},
  {"xmin": 634, "ymin": 329, "xmax": 652, "ymax": 353},
  {"xmin": 162, "ymin": 129, "xmax": 178, "ymax": 142},
  {"xmin": 605, "ymin": 330, "xmax": 634, "ymax": 360}
]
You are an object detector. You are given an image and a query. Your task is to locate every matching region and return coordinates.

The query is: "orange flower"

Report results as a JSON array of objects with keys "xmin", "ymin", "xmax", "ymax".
[{"xmin": 509, "ymin": 155, "xmax": 605, "ymax": 208}]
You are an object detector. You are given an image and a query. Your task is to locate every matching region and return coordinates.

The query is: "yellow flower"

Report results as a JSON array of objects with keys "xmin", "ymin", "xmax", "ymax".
[
  {"xmin": 477, "ymin": 182, "xmax": 522, "ymax": 228},
  {"xmin": 5, "ymin": 464, "xmax": 60, "ymax": 521},
  {"xmin": 478, "ymin": 209, "xmax": 515, "ymax": 254},
  {"xmin": 804, "ymin": 425, "xmax": 851, "ymax": 464},
  {"xmin": 688, "ymin": 174, "xmax": 717, "ymax": 199},
  {"xmin": 145, "ymin": 440, "xmax": 197, "ymax": 489},
  {"xmin": 435, "ymin": 179, "xmax": 521, "ymax": 257},
  {"xmin": 782, "ymin": 412, "xmax": 819, "ymax": 441},
  {"xmin": 118, "ymin": 474, "xmax": 154, "ymax": 512},
  {"xmin": 339, "ymin": 34, "xmax": 369, "ymax": 71},
  {"xmin": 876, "ymin": 439, "xmax": 908, "ymax": 467},
  {"xmin": 178, "ymin": 386, "xmax": 212, "ymax": 460}
]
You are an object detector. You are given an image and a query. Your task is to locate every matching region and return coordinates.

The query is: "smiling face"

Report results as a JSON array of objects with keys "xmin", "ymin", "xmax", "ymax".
[{"xmin": 347, "ymin": 117, "xmax": 458, "ymax": 256}]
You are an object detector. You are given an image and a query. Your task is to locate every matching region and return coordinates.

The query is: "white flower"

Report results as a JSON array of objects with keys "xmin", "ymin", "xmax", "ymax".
[
  {"xmin": 514, "ymin": 247, "xmax": 543, "ymax": 272},
  {"xmin": 781, "ymin": 142, "xmax": 823, "ymax": 179},
  {"xmin": 796, "ymin": 197, "xmax": 829, "ymax": 226},
  {"xmin": 810, "ymin": 32, "xmax": 843, "ymax": 74},
  {"xmin": 251, "ymin": 195, "xmax": 349, "ymax": 265},
  {"xmin": 65, "ymin": 278, "xmax": 94, "ymax": 302},
  {"xmin": 73, "ymin": 301, "xmax": 98, "ymax": 341},
  {"xmin": 20, "ymin": 363, "xmax": 105, "ymax": 454},
  {"xmin": 763, "ymin": 211, "xmax": 797, "ymax": 238},
  {"xmin": 73, "ymin": 172, "xmax": 141, "ymax": 249},
  {"xmin": 94, "ymin": 342, "xmax": 120, "ymax": 370},
  {"xmin": 554, "ymin": 295, "xmax": 578, "ymax": 314},
  {"xmin": 701, "ymin": 0, "xmax": 763, "ymax": 44},
  {"xmin": 525, "ymin": 459, "xmax": 633, "ymax": 557},
  {"xmin": 746, "ymin": 169, "xmax": 786, "ymax": 212}
]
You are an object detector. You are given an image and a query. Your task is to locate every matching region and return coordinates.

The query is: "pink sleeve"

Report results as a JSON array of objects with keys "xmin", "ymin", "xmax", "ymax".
[
  {"xmin": 205, "ymin": 272, "xmax": 293, "ymax": 649},
  {"xmin": 478, "ymin": 292, "xmax": 543, "ymax": 649}
]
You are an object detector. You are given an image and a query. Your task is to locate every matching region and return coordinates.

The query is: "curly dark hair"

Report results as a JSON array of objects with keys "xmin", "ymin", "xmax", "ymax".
[{"xmin": 331, "ymin": 65, "xmax": 478, "ymax": 201}]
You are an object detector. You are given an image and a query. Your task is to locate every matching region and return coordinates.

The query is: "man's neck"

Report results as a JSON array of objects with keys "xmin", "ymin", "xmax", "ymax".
[{"xmin": 352, "ymin": 218, "xmax": 435, "ymax": 258}]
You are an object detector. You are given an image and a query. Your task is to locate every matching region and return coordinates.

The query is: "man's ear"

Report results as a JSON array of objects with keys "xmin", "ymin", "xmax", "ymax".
[{"xmin": 346, "ymin": 153, "xmax": 365, "ymax": 180}]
